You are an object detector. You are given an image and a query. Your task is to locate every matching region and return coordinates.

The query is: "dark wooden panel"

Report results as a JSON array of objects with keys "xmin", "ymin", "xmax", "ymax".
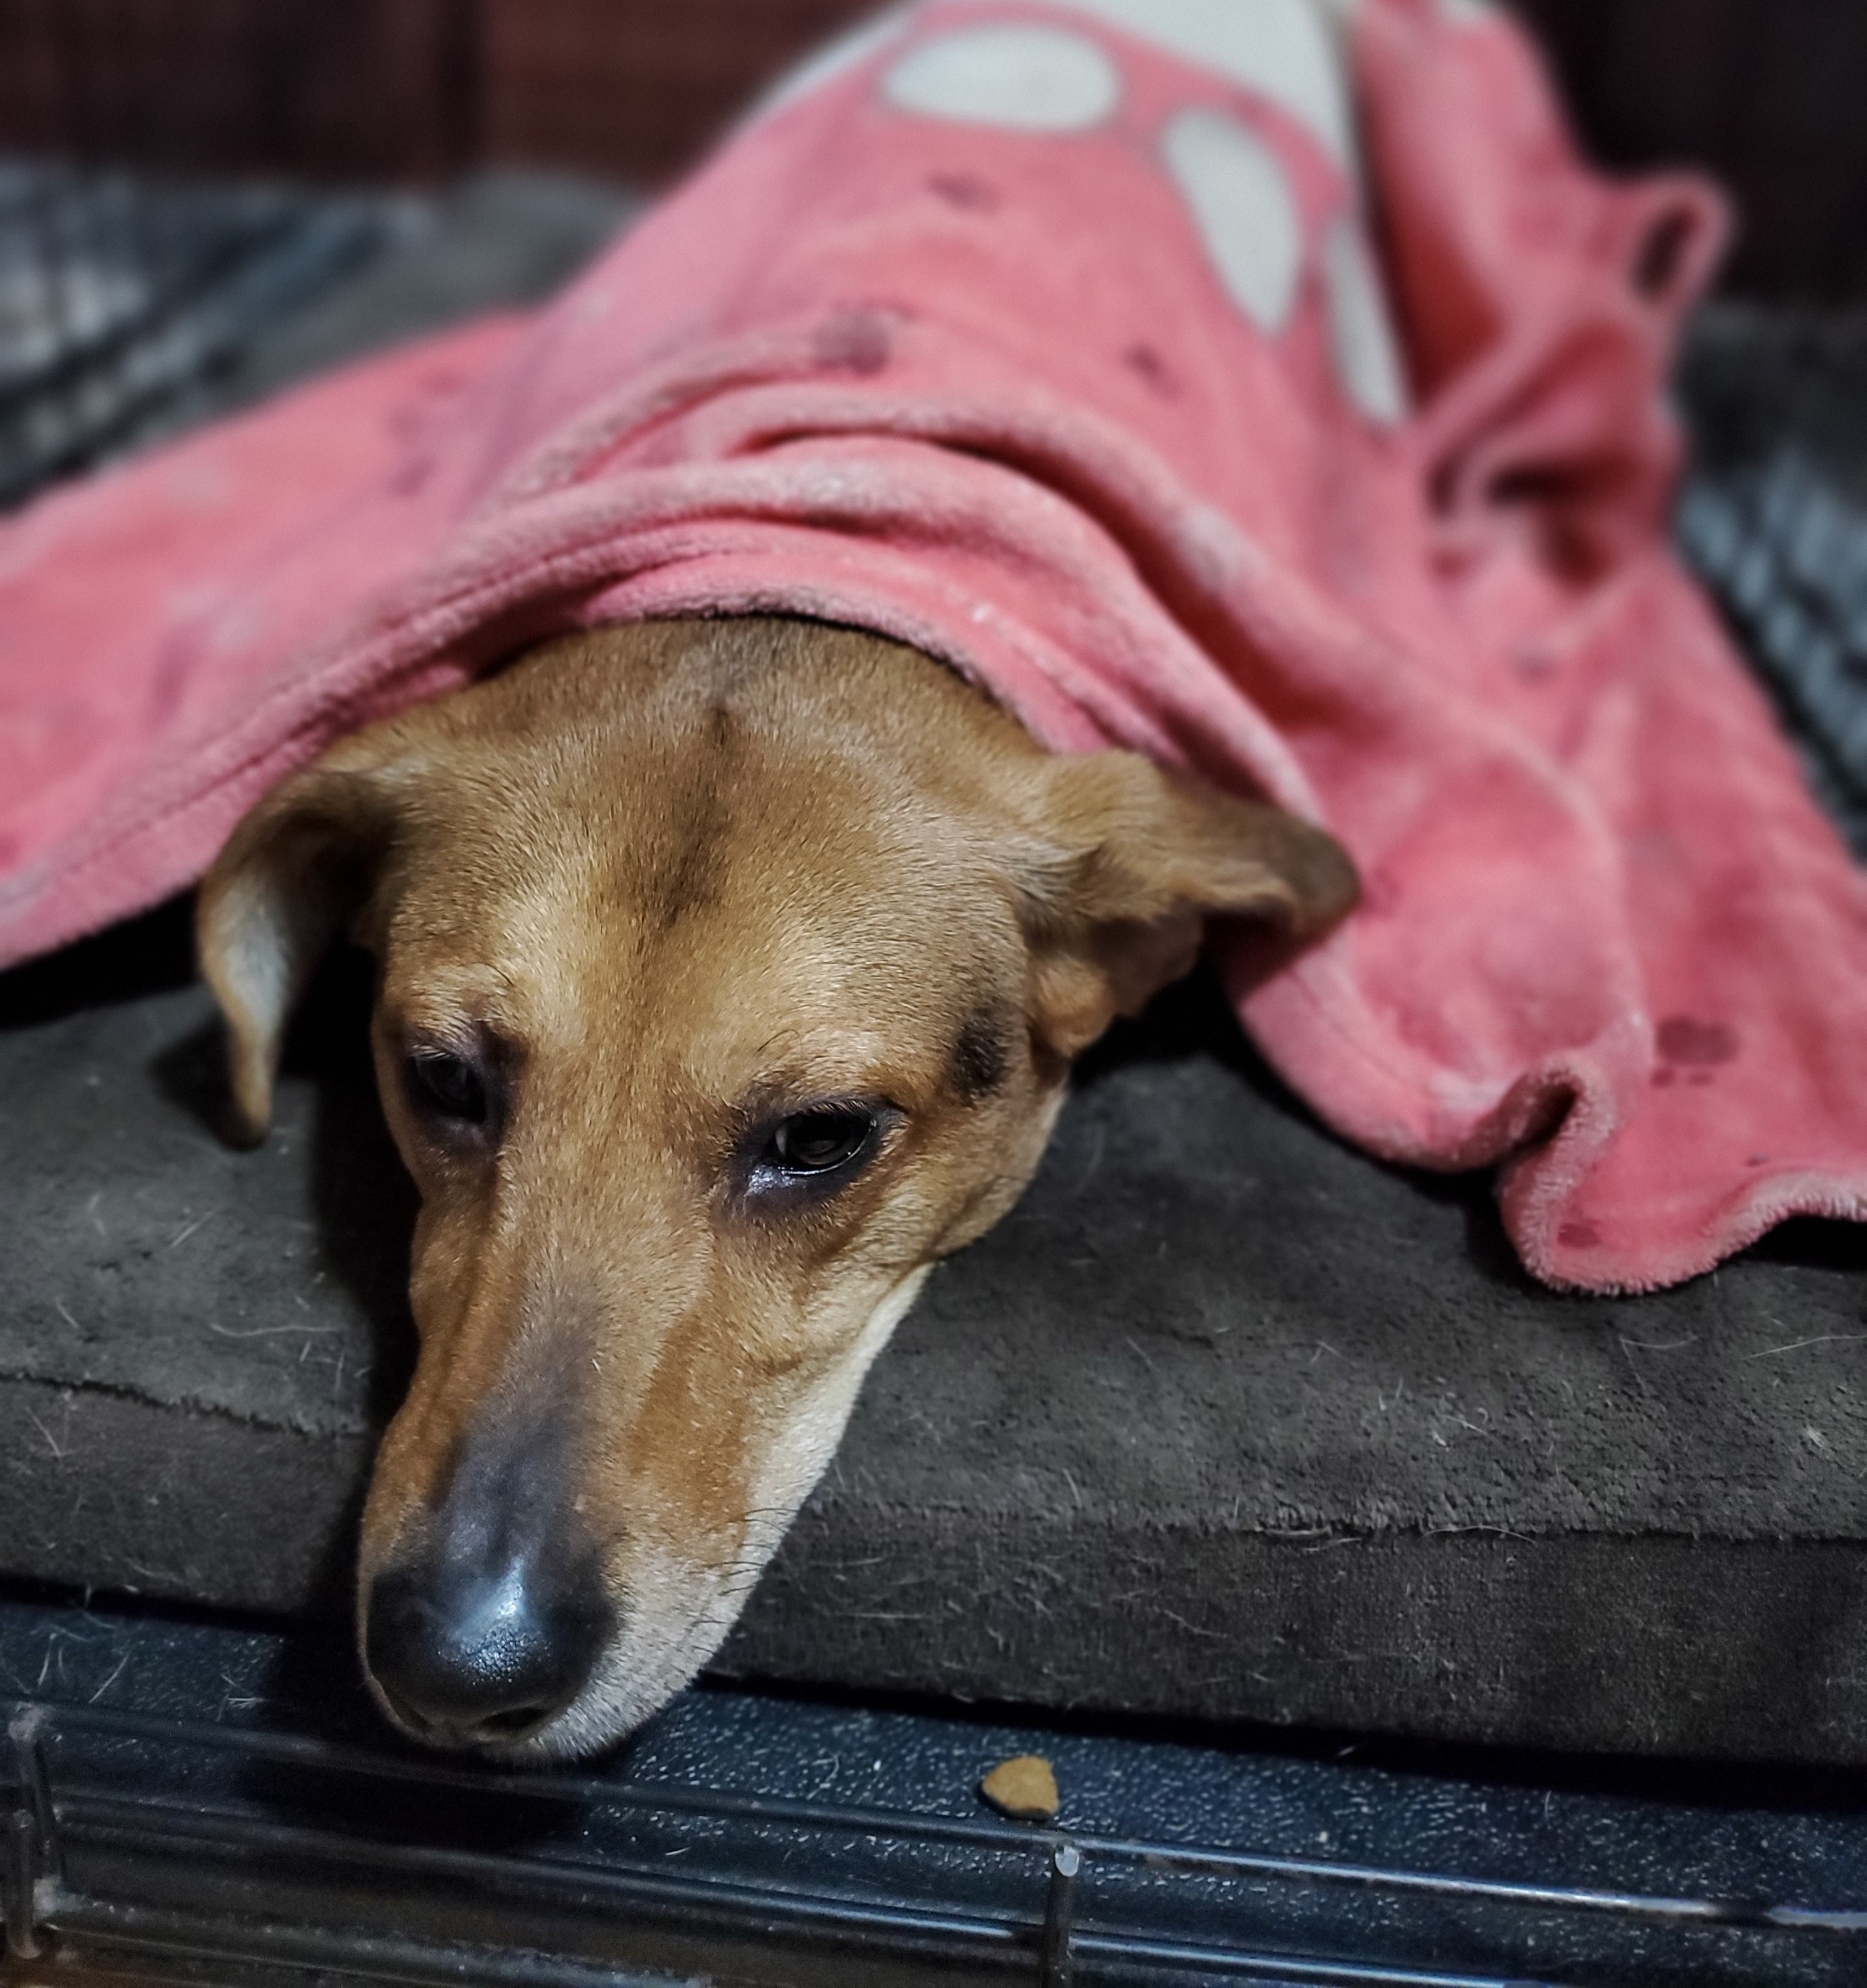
[
  {"xmin": 478, "ymin": 0, "xmax": 874, "ymax": 185},
  {"xmin": 1511, "ymin": 0, "xmax": 1867, "ymax": 304},
  {"xmin": 0, "ymin": 0, "xmax": 475, "ymax": 181}
]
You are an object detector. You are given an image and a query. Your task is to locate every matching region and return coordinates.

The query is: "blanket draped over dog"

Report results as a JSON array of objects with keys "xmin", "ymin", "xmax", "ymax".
[{"xmin": 4, "ymin": 0, "xmax": 1865, "ymax": 1293}]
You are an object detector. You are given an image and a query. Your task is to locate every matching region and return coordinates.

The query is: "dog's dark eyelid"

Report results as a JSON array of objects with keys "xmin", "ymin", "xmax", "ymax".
[{"xmin": 406, "ymin": 1048, "xmax": 490, "ymax": 1125}]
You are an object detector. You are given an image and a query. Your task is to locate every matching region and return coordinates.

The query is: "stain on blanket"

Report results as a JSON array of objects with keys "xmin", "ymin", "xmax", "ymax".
[
  {"xmin": 1656, "ymin": 1016, "xmax": 1739, "ymax": 1067},
  {"xmin": 813, "ymin": 307, "xmax": 893, "ymax": 376}
]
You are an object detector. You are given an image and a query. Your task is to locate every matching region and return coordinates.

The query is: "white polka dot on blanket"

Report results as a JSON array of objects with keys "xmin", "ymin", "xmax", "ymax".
[
  {"xmin": 1056, "ymin": 0, "xmax": 1356, "ymax": 166},
  {"xmin": 1437, "ymin": 0, "xmax": 1495, "ymax": 22},
  {"xmin": 1161, "ymin": 107, "xmax": 1304, "ymax": 334},
  {"xmin": 1322, "ymin": 214, "xmax": 1408, "ymax": 424},
  {"xmin": 883, "ymin": 24, "xmax": 1121, "ymax": 132}
]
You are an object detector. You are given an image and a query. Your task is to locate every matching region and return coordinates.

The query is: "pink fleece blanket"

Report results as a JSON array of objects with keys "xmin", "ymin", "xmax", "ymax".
[{"xmin": 4, "ymin": 0, "xmax": 1865, "ymax": 1293}]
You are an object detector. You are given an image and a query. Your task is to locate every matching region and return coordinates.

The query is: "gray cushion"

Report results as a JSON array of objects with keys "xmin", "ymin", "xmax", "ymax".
[{"xmin": 4, "ymin": 901, "xmax": 1867, "ymax": 1763}]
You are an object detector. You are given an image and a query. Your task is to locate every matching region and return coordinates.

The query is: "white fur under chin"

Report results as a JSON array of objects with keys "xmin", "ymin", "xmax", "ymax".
[{"xmin": 512, "ymin": 1266, "xmax": 934, "ymax": 1761}]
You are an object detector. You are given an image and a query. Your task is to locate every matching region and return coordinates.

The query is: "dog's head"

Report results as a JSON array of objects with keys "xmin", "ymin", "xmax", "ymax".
[{"xmin": 198, "ymin": 617, "xmax": 1354, "ymax": 1756}]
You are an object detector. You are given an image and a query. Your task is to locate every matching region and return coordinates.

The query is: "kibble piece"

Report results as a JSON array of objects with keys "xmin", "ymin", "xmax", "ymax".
[{"xmin": 979, "ymin": 1753, "xmax": 1059, "ymax": 1821}]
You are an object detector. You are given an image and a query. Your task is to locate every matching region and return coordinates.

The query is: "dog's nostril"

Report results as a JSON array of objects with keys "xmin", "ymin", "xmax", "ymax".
[
  {"xmin": 365, "ymin": 1553, "xmax": 612, "ymax": 1748},
  {"xmin": 478, "ymin": 1703, "xmax": 553, "ymax": 1739}
]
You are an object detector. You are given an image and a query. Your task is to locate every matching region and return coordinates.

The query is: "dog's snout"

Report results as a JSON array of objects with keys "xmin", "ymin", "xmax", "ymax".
[
  {"xmin": 366, "ymin": 1547, "xmax": 612, "ymax": 1746},
  {"xmin": 364, "ymin": 1390, "xmax": 618, "ymax": 1747}
]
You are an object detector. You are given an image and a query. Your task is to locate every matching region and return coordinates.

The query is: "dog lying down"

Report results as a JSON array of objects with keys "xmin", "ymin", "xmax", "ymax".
[
  {"xmin": 201, "ymin": 617, "xmax": 1355, "ymax": 1753},
  {"xmin": 10, "ymin": 0, "xmax": 1867, "ymax": 1758}
]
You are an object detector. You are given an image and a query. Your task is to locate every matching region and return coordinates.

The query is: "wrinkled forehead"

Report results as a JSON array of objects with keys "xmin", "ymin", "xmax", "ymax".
[{"xmin": 374, "ymin": 733, "xmax": 1014, "ymax": 1066}]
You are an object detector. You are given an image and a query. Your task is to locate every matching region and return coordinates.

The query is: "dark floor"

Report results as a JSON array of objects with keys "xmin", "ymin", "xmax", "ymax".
[{"xmin": 2, "ymin": 1581, "xmax": 1865, "ymax": 1986}]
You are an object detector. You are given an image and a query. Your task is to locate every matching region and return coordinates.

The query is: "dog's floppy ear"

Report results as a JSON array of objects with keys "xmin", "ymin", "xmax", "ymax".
[
  {"xmin": 1013, "ymin": 751, "xmax": 1358, "ymax": 1060},
  {"xmin": 197, "ymin": 754, "xmax": 399, "ymax": 1145}
]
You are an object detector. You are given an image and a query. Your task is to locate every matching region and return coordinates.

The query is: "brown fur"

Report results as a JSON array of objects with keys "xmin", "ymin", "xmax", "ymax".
[{"xmin": 198, "ymin": 616, "xmax": 1356, "ymax": 1753}]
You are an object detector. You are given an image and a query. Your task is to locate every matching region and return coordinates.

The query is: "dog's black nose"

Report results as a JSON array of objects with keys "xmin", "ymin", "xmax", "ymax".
[{"xmin": 365, "ymin": 1551, "xmax": 612, "ymax": 1747}]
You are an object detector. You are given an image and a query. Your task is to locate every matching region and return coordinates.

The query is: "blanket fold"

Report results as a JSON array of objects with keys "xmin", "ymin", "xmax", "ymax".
[{"xmin": 4, "ymin": 0, "xmax": 1865, "ymax": 1292}]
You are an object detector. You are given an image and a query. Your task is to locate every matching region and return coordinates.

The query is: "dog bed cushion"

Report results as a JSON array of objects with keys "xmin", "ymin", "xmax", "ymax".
[{"xmin": 5, "ymin": 904, "xmax": 1867, "ymax": 1763}]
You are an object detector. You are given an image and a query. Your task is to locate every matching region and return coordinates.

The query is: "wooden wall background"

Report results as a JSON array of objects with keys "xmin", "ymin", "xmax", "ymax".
[
  {"xmin": 1517, "ymin": 0, "xmax": 1867, "ymax": 304},
  {"xmin": 2, "ymin": 0, "xmax": 1865, "ymax": 302}
]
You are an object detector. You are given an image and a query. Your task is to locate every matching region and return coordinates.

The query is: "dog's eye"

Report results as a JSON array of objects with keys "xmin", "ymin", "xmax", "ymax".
[
  {"xmin": 767, "ymin": 1107, "xmax": 875, "ymax": 1177},
  {"xmin": 407, "ymin": 1051, "xmax": 488, "ymax": 1126},
  {"xmin": 733, "ymin": 1099, "xmax": 893, "ymax": 1210}
]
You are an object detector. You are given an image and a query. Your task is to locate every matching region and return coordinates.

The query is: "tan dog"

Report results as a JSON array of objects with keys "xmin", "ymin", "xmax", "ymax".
[{"xmin": 198, "ymin": 615, "xmax": 1354, "ymax": 1755}]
